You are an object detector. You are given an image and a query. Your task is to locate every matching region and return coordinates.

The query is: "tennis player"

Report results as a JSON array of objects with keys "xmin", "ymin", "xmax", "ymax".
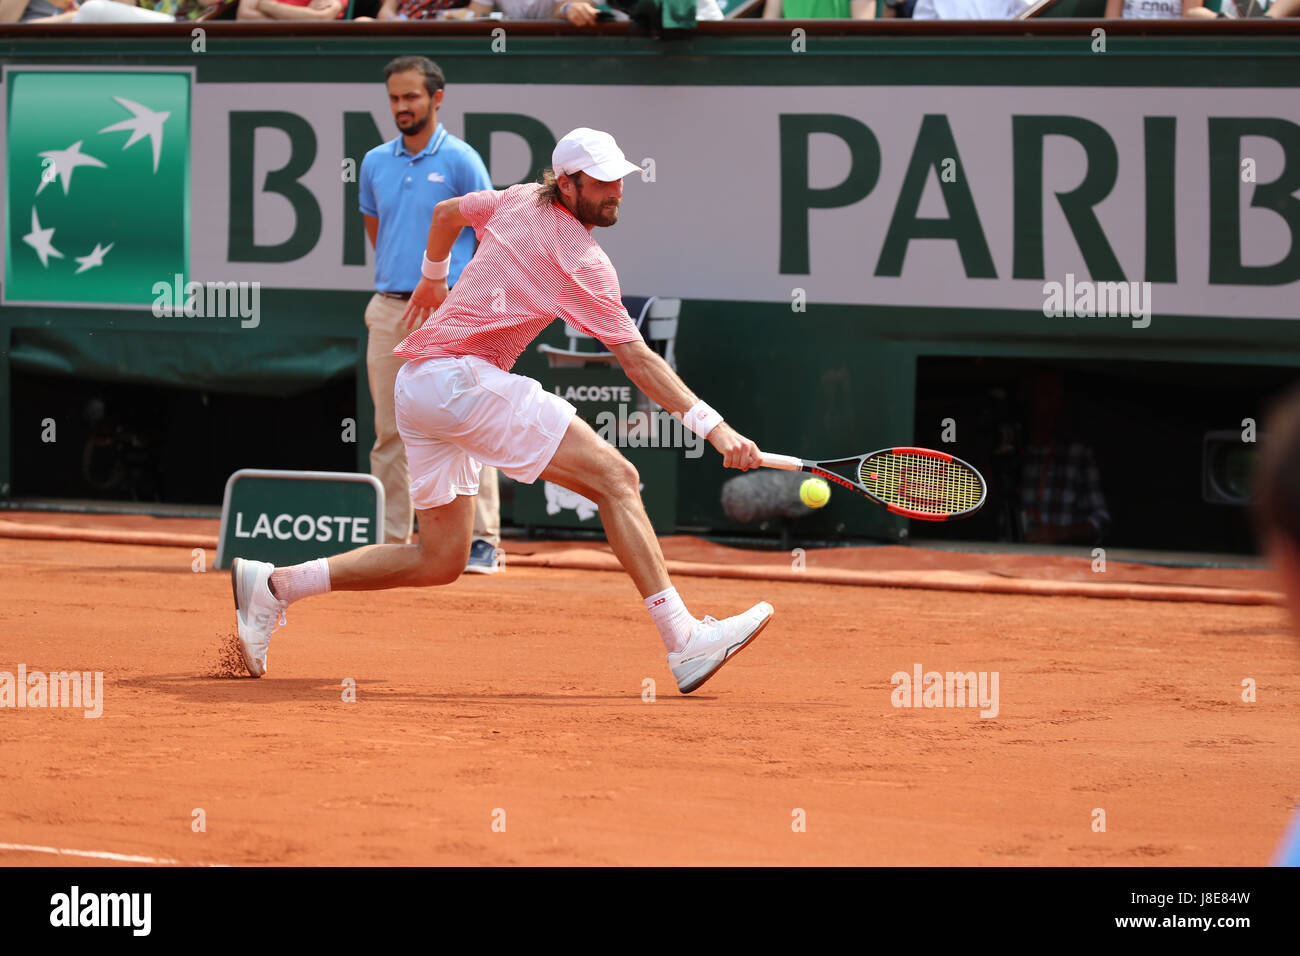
[
  {"xmin": 1256, "ymin": 384, "xmax": 1300, "ymax": 865},
  {"xmin": 231, "ymin": 127, "xmax": 773, "ymax": 694}
]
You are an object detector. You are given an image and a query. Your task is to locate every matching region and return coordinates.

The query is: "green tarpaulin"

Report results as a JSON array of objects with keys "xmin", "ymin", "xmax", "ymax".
[{"xmin": 9, "ymin": 328, "xmax": 358, "ymax": 398}]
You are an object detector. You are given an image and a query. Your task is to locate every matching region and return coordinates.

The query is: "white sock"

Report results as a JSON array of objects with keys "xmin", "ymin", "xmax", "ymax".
[
  {"xmin": 269, "ymin": 558, "xmax": 331, "ymax": 606},
  {"xmin": 644, "ymin": 586, "xmax": 697, "ymax": 653}
]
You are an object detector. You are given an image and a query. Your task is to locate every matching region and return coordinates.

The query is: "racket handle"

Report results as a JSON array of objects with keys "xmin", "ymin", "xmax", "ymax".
[{"xmin": 760, "ymin": 452, "xmax": 803, "ymax": 471}]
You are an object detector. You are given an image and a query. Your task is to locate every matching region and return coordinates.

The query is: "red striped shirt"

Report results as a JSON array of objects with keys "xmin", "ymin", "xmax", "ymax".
[{"xmin": 394, "ymin": 183, "xmax": 642, "ymax": 370}]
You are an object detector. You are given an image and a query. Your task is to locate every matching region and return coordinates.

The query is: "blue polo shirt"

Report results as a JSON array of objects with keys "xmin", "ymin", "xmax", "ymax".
[{"xmin": 359, "ymin": 124, "xmax": 492, "ymax": 291}]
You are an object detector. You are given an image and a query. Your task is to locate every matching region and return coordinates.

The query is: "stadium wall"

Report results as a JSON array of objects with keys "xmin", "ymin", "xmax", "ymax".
[{"xmin": 3, "ymin": 23, "xmax": 1300, "ymax": 541}]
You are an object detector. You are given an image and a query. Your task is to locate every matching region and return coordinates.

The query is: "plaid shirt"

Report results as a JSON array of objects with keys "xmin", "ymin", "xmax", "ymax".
[
  {"xmin": 397, "ymin": 0, "xmax": 469, "ymax": 16},
  {"xmin": 1018, "ymin": 440, "xmax": 1110, "ymax": 537},
  {"xmin": 140, "ymin": 0, "xmax": 235, "ymax": 17}
]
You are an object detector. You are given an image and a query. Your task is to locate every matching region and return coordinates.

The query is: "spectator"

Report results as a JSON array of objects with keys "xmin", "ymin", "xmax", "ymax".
[
  {"xmin": 912, "ymin": 0, "xmax": 1026, "ymax": 16},
  {"xmin": 1016, "ymin": 373, "xmax": 1110, "ymax": 546},
  {"xmin": 1, "ymin": 0, "xmax": 78, "ymax": 20},
  {"xmin": 359, "ymin": 55, "xmax": 500, "ymax": 574},
  {"xmin": 763, "ymin": 0, "xmax": 875, "ymax": 15},
  {"xmin": 372, "ymin": 0, "xmax": 470, "ymax": 18},
  {"xmin": 238, "ymin": 0, "xmax": 342, "ymax": 17},
  {"xmin": 438, "ymin": 0, "xmax": 703, "ymax": 21},
  {"xmin": 440, "ymin": 0, "xmax": 591, "ymax": 18},
  {"xmin": 1103, "ymin": 0, "xmax": 1217, "ymax": 17},
  {"xmin": 440, "ymin": 0, "xmax": 546, "ymax": 14},
  {"xmin": 66, "ymin": 0, "xmax": 236, "ymax": 21}
]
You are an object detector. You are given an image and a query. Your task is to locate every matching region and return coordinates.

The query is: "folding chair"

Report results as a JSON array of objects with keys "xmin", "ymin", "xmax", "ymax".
[{"xmin": 537, "ymin": 296, "xmax": 681, "ymax": 371}]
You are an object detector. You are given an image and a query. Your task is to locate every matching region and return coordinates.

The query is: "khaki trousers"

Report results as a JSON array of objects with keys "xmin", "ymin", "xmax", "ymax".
[
  {"xmin": 474, "ymin": 462, "xmax": 500, "ymax": 547},
  {"xmin": 365, "ymin": 293, "xmax": 500, "ymax": 546}
]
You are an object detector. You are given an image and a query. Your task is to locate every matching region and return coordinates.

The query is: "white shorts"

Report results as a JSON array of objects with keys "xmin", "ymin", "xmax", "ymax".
[{"xmin": 394, "ymin": 355, "xmax": 577, "ymax": 510}]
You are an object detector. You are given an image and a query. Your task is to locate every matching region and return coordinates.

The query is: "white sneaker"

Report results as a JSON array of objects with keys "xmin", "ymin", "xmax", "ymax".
[
  {"xmin": 231, "ymin": 558, "xmax": 287, "ymax": 678},
  {"xmin": 667, "ymin": 602, "xmax": 774, "ymax": 694}
]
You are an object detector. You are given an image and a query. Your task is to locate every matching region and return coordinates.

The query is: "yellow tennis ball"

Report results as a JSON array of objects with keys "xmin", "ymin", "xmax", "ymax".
[{"xmin": 800, "ymin": 477, "xmax": 830, "ymax": 509}]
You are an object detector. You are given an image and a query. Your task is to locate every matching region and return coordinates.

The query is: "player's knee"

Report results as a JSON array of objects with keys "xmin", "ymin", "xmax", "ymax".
[
  {"xmin": 414, "ymin": 555, "xmax": 462, "ymax": 588},
  {"xmin": 602, "ymin": 453, "xmax": 641, "ymax": 502}
]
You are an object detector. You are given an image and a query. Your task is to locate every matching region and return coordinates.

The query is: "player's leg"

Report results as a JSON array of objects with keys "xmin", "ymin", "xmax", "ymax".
[
  {"xmin": 412, "ymin": 356, "xmax": 770, "ymax": 692},
  {"xmin": 538, "ymin": 415, "xmax": 772, "ymax": 694},
  {"xmin": 537, "ymin": 416, "xmax": 669, "ymax": 598},
  {"xmin": 232, "ymin": 501, "xmax": 473, "ymax": 678},
  {"xmin": 327, "ymin": 495, "xmax": 474, "ymax": 591},
  {"xmin": 231, "ymin": 357, "xmax": 483, "ymax": 676},
  {"xmin": 279, "ymin": 354, "xmax": 483, "ymax": 593},
  {"xmin": 231, "ymin": 497, "xmax": 473, "ymax": 677}
]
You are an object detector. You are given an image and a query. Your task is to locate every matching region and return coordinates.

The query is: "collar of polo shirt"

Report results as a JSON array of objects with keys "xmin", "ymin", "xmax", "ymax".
[{"xmin": 394, "ymin": 123, "xmax": 448, "ymax": 159}]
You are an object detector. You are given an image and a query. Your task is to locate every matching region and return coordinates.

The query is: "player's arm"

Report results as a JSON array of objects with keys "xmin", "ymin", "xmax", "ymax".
[
  {"xmin": 363, "ymin": 214, "xmax": 378, "ymax": 249},
  {"xmin": 608, "ymin": 339, "xmax": 762, "ymax": 471},
  {"xmin": 401, "ymin": 197, "xmax": 473, "ymax": 331},
  {"xmin": 556, "ymin": 0, "xmax": 600, "ymax": 23}
]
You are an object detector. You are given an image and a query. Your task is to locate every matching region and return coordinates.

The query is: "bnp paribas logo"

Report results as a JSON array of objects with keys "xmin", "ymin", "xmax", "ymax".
[{"xmin": 4, "ymin": 69, "xmax": 190, "ymax": 308}]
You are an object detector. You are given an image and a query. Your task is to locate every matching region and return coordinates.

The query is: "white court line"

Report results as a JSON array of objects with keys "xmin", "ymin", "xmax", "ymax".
[{"xmin": 0, "ymin": 841, "xmax": 226, "ymax": 866}]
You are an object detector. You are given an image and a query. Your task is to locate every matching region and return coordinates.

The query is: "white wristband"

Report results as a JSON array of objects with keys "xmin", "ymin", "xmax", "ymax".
[
  {"xmin": 421, "ymin": 253, "xmax": 450, "ymax": 281},
  {"xmin": 681, "ymin": 400, "xmax": 723, "ymax": 439}
]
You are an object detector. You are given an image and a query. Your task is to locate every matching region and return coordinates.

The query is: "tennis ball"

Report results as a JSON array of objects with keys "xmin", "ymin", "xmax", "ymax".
[{"xmin": 800, "ymin": 477, "xmax": 830, "ymax": 509}]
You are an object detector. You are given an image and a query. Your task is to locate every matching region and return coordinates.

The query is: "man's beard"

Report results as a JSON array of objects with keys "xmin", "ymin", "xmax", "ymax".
[
  {"xmin": 395, "ymin": 109, "xmax": 431, "ymax": 136},
  {"xmin": 573, "ymin": 184, "xmax": 620, "ymax": 227}
]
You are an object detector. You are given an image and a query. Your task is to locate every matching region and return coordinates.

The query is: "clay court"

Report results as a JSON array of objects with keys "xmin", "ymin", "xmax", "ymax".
[{"xmin": 2, "ymin": 513, "xmax": 1299, "ymax": 866}]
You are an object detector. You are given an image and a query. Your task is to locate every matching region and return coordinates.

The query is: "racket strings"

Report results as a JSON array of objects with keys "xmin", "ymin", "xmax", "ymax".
[{"xmin": 859, "ymin": 453, "xmax": 983, "ymax": 516}]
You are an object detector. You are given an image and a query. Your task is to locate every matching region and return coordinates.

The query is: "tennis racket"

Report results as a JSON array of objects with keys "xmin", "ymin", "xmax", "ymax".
[{"xmin": 760, "ymin": 446, "xmax": 987, "ymax": 521}]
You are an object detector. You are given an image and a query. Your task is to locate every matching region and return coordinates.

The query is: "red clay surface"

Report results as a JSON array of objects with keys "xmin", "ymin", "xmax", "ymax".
[
  {"xmin": 1, "ymin": 526, "xmax": 1299, "ymax": 866},
  {"xmin": 0, "ymin": 513, "xmax": 1281, "ymax": 606}
]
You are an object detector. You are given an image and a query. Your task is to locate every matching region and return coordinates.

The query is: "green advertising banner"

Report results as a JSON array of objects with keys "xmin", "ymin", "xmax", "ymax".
[
  {"xmin": 216, "ymin": 469, "xmax": 384, "ymax": 570},
  {"xmin": 4, "ymin": 69, "xmax": 190, "ymax": 308},
  {"xmin": 6, "ymin": 29, "xmax": 1300, "ymax": 539}
]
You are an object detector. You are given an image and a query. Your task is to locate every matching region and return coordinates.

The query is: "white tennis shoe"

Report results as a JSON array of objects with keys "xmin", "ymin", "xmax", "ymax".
[
  {"xmin": 231, "ymin": 557, "xmax": 287, "ymax": 678},
  {"xmin": 668, "ymin": 602, "xmax": 774, "ymax": 694}
]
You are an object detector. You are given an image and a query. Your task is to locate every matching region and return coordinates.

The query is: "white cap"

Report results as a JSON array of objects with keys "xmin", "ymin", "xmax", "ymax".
[{"xmin": 552, "ymin": 128, "xmax": 642, "ymax": 182}]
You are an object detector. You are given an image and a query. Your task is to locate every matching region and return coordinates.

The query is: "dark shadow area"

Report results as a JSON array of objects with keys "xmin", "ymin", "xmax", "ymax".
[
  {"xmin": 120, "ymin": 674, "xmax": 672, "ymax": 705},
  {"xmin": 10, "ymin": 370, "xmax": 358, "ymax": 506},
  {"xmin": 912, "ymin": 356, "xmax": 1300, "ymax": 554}
]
